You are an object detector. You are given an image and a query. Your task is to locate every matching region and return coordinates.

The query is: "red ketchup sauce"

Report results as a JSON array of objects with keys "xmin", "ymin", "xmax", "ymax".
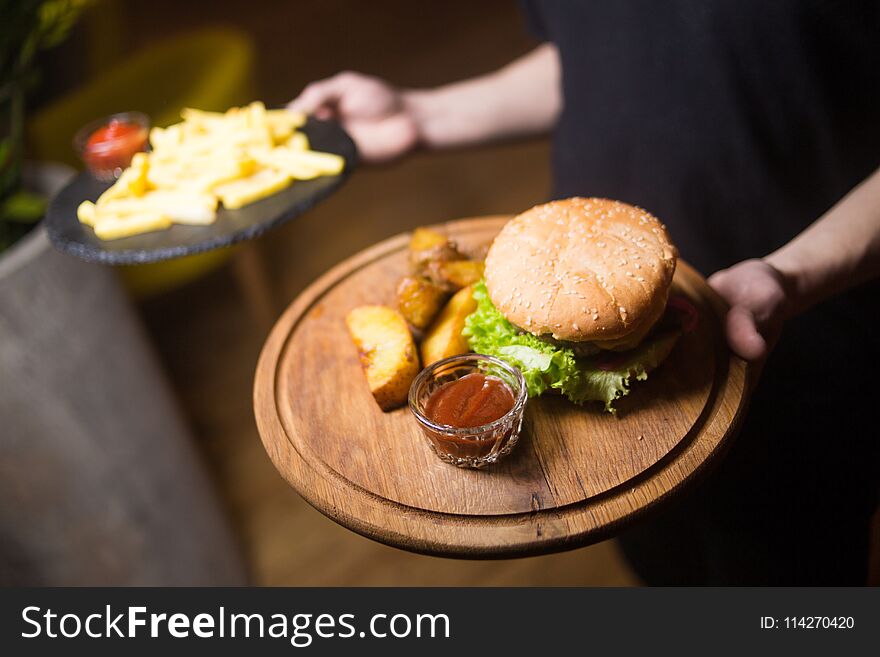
[
  {"xmin": 422, "ymin": 372, "xmax": 516, "ymax": 460},
  {"xmin": 83, "ymin": 119, "xmax": 149, "ymax": 177},
  {"xmin": 425, "ymin": 372, "xmax": 514, "ymax": 427}
]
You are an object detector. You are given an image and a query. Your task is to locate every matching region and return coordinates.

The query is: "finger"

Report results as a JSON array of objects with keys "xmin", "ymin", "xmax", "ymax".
[
  {"xmin": 707, "ymin": 269, "xmax": 739, "ymax": 302},
  {"xmin": 725, "ymin": 305, "xmax": 768, "ymax": 362},
  {"xmin": 314, "ymin": 106, "xmax": 336, "ymax": 121},
  {"xmin": 706, "ymin": 270, "xmax": 727, "ymax": 291},
  {"xmin": 287, "ymin": 72, "xmax": 361, "ymax": 114},
  {"xmin": 345, "ymin": 113, "xmax": 418, "ymax": 163},
  {"xmin": 287, "ymin": 81, "xmax": 341, "ymax": 114}
]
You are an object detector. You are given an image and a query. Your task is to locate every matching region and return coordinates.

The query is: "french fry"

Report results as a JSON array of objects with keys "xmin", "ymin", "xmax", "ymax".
[
  {"xmin": 96, "ymin": 191, "xmax": 218, "ymax": 225},
  {"xmin": 252, "ymin": 146, "xmax": 344, "ymax": 179},
  {"xmin": 280, "ymin": 149, "xmax": 345, "ymax": 175},
  {"xmin": 99, "ymin": 152, "xmax": 149, "ymax": 202},
  {"xmin": 149, "ymin": 124, "xmax": 183, "ymax": 151},
  {"xmin": 179, "ymin": 107, "xmax": 226, "ymax": 132},
  {"xmin": 141, "ymin": 190, "xmax": 218, "ymax": 225},
  {"xmin": 214, "ymin": 168, "xmax": 291, "ymax": 210},
  {"xmin": 266, "ymin": 108, "xmax": 306, "ymax": 129},
  {"xmin": 250, "ymin": 147, "xmax": 322, "ymax": 180},
  {"xmin": 77, "ymin": 201, "xmax": 97, "ymax": 227},
  {"xmin": 180, "ymin": 156, "xmax": 259, "ymax": 193},
  {"xmin": 265, "ymin": 108, "xmax": 306, "ymax": 143},
  {"xmin": 92, "ymin": 211, "xmax": 172, "ymax": 241},
  {"xmin": 286, "ymin": 131, "xmax": 310, "ymax": 151},
  {"xmin": 80, "ymin": 101, "xmax": 343, "ymax": 240}
]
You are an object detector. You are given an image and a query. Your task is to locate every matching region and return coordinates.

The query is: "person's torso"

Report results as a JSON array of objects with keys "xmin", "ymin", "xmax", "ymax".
[
  {"xmin": 523, "ymin": 0, "xmax": 880, "ymax": 449},
  {"xmin": 524, "ymin": 0, "xmax": 880, "ymax": 273}
]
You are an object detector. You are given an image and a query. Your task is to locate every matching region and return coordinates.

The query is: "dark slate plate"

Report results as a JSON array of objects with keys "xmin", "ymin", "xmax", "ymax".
[{"xmin": 45, "ymin": 118, "xmax": 358, "ymax": 264}]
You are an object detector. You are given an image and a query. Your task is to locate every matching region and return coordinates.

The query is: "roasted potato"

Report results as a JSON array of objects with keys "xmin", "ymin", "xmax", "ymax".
[
  {"xmin": 409, "ymin": 228, "xmax": 466, "ymax": 289},
  {"xmin": 409, "ymin": 227, "xmax": 449, "ymax": 251},
  {"xmin": 407, "ymin": 227, "xmax": 487, "ymax": 291},
  {"xmin": 420, "ymin": 284, "xmax": 478, "ymax": 366},
  {"xmin": 345, "ymin": 305, "xmax": 421, "ymax": 411},
  {"xmin": 396, "ymin": 276, "xmax": 449, "ymax": 330},
  {"xmin": 438, "ymin": 260, "xmax": 485, "ymax": 289}
]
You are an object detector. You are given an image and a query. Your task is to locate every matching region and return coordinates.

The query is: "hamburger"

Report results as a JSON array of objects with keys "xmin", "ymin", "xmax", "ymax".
[{"xmin": 463, "ymin": 197, "xmax": 695, "ymax": 412}]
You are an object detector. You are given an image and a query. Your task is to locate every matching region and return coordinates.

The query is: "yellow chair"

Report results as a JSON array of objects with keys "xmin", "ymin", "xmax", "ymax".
[{"xmin": 28, "ymin": 27, "xmax": 256, "ymax": 297}]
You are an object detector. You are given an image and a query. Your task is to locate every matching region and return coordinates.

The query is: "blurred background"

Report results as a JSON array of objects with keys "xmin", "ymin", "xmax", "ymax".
[{"xmin": 1, "ymin": 0, "xmax": 642, "ymax": 585}]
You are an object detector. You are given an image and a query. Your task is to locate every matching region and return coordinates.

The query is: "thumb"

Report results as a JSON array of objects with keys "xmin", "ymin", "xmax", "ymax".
[{"xmin": 725, "ymin": 305, "xmax": 768, "ymax": 362}]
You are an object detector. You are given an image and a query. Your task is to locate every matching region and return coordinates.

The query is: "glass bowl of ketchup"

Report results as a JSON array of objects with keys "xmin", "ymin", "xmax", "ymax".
[
  {"xmin": 73, "ymin": 111, "xmax": 150, "ymax": 181},
  {"xmin": 408, "ymin": 354, "xmax": 527, "ymax": 468}
]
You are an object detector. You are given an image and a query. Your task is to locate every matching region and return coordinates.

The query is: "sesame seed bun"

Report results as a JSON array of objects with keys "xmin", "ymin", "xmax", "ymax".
[{"xmin": 484, "ymin": 198, "xmax": 678, "ymax": 349}]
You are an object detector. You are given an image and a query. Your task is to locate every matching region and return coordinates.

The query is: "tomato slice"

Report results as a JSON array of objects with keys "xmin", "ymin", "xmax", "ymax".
[
  {"xmin": 593, "ymin": 296, "xmax": 698, "ymax": 370},
  {"xmin": 667, "ymin": 295, "xmax": 699, "ymax": 333}
]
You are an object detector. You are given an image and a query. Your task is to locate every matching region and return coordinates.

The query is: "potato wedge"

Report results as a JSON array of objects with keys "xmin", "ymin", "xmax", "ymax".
[
  {"xmin": 345, "ymin": 305, "xmax": 420, "ymax": 411},
  {"xmin": 396, "ymin": 276, "xmax": 449, "ymax": 330},
  {"xmin": 409, "ymin": 227, "xmax": 449, "ymax": 252},
  {"xmin": 420, "ymin": 284, "xmax": 478, "ymax": 366},
  {"xmin": 438, "ymin": 260, "xmax": 484, "ymax": 289},
  {"xmin": 408, "ymin": 228, "xmax": 470, "ymax": 289}
]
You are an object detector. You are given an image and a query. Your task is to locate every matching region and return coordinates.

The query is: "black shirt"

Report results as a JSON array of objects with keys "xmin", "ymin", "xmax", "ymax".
[
  {"xmin": 522, "ymin": 0, "xmax": 880, "ymax": 582},
  {"xmin": 523, "ymin": 0, "xmax": 880, "ymax": 273}
]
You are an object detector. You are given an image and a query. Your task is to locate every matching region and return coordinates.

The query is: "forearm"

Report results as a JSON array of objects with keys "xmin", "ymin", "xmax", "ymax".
[
  {"xmin": 402, "ymin": 44, "xmax": 561, "ymax": 149},
  {"xmin": 765, "ymin": 166, "xmax": 880, "ymax": 316}
]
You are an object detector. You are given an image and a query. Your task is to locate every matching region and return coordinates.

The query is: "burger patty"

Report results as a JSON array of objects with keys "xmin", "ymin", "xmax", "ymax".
[
  {"xmin": 525, "ymin": 296, "xmax": 698, "ymax": 360},
  {"xmin": 536, "ymin": 335, "xmax": 602, "ymax": 357}
]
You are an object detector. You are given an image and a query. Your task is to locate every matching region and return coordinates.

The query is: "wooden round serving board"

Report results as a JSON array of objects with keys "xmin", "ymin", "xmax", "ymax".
[{"xmin": 254, "ymin": 216, "xmax": 750, "ymax": 558}]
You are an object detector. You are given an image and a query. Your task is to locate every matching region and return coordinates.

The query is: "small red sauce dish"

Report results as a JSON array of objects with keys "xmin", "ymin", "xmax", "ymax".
[
  {"xmin": 73, "ymin": 111, "xmax": 150, "ymax": 181},
  {"xmin": 408, "ymin": 354, "xmax": 527, "ymax": 468}
]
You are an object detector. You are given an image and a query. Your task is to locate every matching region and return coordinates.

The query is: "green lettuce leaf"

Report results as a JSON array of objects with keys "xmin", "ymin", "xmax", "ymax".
[{"xmin": 463, "ymin": 281, "xmax": 680, "ymax": 412}]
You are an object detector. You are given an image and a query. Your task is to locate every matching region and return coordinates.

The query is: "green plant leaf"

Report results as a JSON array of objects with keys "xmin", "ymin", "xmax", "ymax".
[
  {"xmin": 0, "ymin": 139, "xmax": 10, "ymax": 167},
  {"xmin": 1, "ymin": 190, "xmax": 47, "ymax": 223}
]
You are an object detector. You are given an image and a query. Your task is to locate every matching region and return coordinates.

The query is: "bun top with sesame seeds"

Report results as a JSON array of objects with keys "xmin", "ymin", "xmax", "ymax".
[{"xmin": 484, "ymin": 197, "xmax": 678, "ymax": 349}]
